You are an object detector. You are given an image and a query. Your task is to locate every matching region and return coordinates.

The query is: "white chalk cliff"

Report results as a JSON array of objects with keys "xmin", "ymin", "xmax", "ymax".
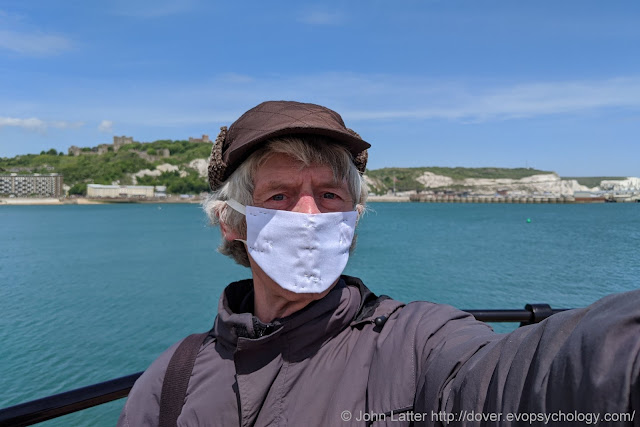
[
  {"xmin": 188, "ymin": 158, "xmax": 209, "ymax": 178},
  {"xmin": 416, "ymin": 172, "xmax": 592, "ymax": 196},
  {"xmin": 131, "ymin": 163, "xmax": 187, "ymax": 184},
  {"xmin": 598, "ymin": 177, "xmax": 640, "ymax": 192}
]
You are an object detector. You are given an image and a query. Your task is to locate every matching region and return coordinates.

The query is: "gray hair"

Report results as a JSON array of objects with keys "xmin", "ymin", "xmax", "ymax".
[{"xmin": 202, "ymin": 136, "xmax": 368, "ymax": 267}]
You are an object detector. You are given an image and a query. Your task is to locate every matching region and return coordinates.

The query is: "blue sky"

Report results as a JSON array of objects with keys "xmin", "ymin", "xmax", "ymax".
[{"xmin": 1, "ymin": 0, "xmax": 639, "ymax": 177}]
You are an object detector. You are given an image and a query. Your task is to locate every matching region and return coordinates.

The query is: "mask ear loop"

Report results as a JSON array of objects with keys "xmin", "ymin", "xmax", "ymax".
[
  {"xmin": 226, "ymin": 199, "xmax": 246, "ymax": 216},
  {"xmin": 354, "ymin": 203, "xmax": 365, "ymax": 226},
  {"xmin": 225, "ymin": 199, "xmax": 248, "ymax": 244}
]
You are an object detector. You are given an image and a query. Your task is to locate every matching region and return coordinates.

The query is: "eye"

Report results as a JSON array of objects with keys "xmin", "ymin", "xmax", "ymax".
[
  {"xmin": 271, "ymin": 194, "xmax": 285, "ymax": 201},
  {"xmin": 323, "ymin": 192, "xmax": 337, "ymax": 200}
]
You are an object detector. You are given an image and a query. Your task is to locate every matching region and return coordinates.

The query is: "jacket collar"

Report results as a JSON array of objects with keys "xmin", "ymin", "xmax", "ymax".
[{"xmin": 212, "ymin": 275, "xmax": 391, "ymax": 351}]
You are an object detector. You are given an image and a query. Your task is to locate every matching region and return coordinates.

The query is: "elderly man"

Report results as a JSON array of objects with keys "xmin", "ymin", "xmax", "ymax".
[{"xmin": 119, "ymin": 101, "xmax": 639, "ymax": 427}]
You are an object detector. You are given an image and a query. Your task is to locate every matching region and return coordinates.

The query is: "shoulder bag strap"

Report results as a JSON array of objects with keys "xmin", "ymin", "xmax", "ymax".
[{"xmin": 158, "ymin": 332, "xmax": 209, "ymax": 427}]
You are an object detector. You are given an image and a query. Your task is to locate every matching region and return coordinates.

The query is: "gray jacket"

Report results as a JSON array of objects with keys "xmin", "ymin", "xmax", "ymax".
[{"xmin": 118, "ymin": 276, "xmax": 640, "ymax": 426}]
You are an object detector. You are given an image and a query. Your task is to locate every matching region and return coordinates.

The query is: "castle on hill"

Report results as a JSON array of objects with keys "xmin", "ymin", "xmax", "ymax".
[
  {"xmin": 67, "ymin": 134, "xmax": 210, "ymax": 157},
  {"xmin": 68, "ymin": 136, "xmax": 134, "ymax": 156}
]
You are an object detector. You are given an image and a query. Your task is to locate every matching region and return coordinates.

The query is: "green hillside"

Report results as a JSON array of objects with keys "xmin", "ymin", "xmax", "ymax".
[{"xmin": 0, "ymin": 140, "xmax": 212, "ymax": 195}]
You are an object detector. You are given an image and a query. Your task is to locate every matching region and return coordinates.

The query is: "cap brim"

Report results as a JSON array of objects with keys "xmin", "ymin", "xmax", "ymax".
[{"xmin": 224, "ymin": 127, "xmax": 370, "ymax": 178}]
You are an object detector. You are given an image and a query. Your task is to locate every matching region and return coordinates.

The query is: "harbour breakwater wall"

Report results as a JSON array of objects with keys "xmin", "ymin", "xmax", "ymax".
[{"xmin": 408, "ymin": 195, "xmax": 640, "ymax": 203}]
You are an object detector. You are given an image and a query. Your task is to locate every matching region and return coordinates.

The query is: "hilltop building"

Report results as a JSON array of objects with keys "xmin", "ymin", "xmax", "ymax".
[
  {"xmin": 0, "ymin": 173, "xmax": 64, "ymax": 198},
  {"xmin": 67, "ymin": 134, "xmax": 211, "ymax": 158},
  {"xmin": 68, "ymin": 146, "xmax": 82, "ymax": 156},
  {"xmin": 189, "ymin": 134, "xmax": 210, "ymax": 143},
  {"xmin": 113, "ymin": 136, "xmax": 133, "ymax": 152},
  {"xmin": 68, "ymin": 136, "xmax": 135, "ymax": 156},
  {"xmin": 68, "ymin": 144, "xmax": 112, "ymax": 156}
]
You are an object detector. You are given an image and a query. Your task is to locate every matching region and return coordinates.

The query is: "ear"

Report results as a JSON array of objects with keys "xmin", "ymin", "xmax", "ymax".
[
  {"xmin": 355, "ymin": 203, "xmax": 365, "ymax": 225},
  {"xmin": 219, "ymin": 219, "xmax": 241, "ymax": 242}
]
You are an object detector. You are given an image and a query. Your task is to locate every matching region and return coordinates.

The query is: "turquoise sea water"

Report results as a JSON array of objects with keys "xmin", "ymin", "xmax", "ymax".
[{"xmin": 1, "ymin": 202, "xmax": 638, "ymax": 426}]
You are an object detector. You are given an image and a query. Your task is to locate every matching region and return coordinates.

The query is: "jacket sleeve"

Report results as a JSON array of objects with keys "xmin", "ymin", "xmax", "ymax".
[
  {"xmin": 413, "ymin": 289, "xmax": 640, "ymax": 426},
  {"xmin": 117, "ymin": 339, "xmax": 182, "ymax": 427}
]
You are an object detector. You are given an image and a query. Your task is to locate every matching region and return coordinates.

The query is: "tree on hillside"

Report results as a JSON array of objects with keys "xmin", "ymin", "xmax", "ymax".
[{"xmin": 69, "ymin": 182, "xmax": 87, "ymax": 196}]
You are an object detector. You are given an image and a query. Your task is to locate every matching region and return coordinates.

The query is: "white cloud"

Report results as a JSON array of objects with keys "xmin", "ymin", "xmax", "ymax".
[
  {"xmin": 98, "ymin": 120, "xmax": 114, "ymax": 133},
  {"xmin": 0, "ymin": 117, "xmax": 83, "ymax": 131},
  {"xmin": 9, "ymin": 73, "xmax": 640, "ymax": 132},
  {"xmin": 0, "ymin": 117, "xmax": 46, "ymax": 130},
  {"xmin": 214, "ymin": 73, "xmax": 640, "ymax": 123},
  {"xmin": 0, "ymin": 29, "xmax": 73, "ymax": 56},
  {"xmin": 161, "ymin": 73, "xmax": 640, "ymax": 125},
  {"xmin": 354, "ymin": 77, "xmax": 640, "ymax": 122}
]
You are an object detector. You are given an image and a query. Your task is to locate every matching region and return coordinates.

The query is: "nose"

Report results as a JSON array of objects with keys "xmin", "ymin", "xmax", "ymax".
[{"xmin": 293, "ymin": 195, "xmax": 321, "ymax": 214}]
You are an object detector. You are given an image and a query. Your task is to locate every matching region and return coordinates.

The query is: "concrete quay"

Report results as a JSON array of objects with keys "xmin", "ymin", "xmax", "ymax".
[
  {"xmin": 409, "ymin": 194, "xmax": 639, "ymax": 203},
  {"xmin": 410, "ymin": 195, "xmax": 580, "ymax": 204}
]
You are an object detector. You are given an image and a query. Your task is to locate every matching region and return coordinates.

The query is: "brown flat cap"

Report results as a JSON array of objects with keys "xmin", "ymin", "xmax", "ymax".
[{"xmin": 208, "ymin": 101, "xmax": 370, "ymax": 190}]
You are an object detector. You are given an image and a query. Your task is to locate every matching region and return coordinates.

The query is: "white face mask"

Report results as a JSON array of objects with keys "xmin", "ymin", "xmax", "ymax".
[{"xmin": 226, "ymin": 199, "xmax": 358, "ymax": 294}]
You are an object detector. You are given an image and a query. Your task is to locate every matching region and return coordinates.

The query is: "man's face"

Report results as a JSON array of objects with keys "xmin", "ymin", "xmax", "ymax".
[{"xmin": 252, "ymin": 153, "xmax": 353, "ymax": 214}]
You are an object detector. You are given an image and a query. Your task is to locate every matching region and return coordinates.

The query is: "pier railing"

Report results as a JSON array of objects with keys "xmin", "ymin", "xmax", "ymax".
[{"xmin": 0, "ymin": 304, "xmax": 568, "ymax": 427}]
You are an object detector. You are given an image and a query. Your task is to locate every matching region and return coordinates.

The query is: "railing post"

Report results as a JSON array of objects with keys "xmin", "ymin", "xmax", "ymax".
[{"xmin": 520, "ymin": 303, "xmax": 554, "ymax": 326}]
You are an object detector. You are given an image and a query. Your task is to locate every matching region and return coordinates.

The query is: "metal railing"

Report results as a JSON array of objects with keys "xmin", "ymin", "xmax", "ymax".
[
  {"xmin": 0, "ymin": 304, "xmax": 569, "ymax": 427},
  {"xmin": 0, "ymin": 373, "xmax": 143, "ymax": 427}
]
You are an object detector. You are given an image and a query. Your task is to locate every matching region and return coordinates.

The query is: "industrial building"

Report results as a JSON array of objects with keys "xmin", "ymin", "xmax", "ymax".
[{"xmin": 86, "ymin": 184, "xmax": 155, "ymax": 198}]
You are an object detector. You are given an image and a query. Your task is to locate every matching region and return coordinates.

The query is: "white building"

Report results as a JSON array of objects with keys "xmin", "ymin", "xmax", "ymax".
[
  {"xmin": 0, "ymin": 173, "xmax": 63, "ymax": 197},
  {"xmin": 87, "ymin": 184, "xmax": 154, "ymax": 198}
]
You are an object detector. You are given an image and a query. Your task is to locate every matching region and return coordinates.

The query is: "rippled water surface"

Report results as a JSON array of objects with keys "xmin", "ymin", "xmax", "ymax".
[{"xmin": 1, "ymin": 202, "xmax": 638, "ymax": 425}]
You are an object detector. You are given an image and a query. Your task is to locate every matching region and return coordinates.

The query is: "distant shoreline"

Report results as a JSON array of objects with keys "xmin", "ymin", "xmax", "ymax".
[
  {"xmin": 367, "ymin": 195, "xmax": 411, "ymax": 202},
  {"xmin": 0, "ymin": 195, "xmax": 413, "ymax": 206},
  {"xmin": 2, "ymin": 194, "xmax": 638, "ymax": 206},
  {"xmin": 0, "ymin": 197, "xmax": 203, "ymax": 206}
]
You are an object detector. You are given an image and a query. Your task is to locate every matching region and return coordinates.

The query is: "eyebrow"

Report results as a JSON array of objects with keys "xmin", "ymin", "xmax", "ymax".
[
  {"xmin": 256, "ymin": 179, "xmax": 348, "ymax": 194},
  {"xmin": 257, "ymin": 181, "xmax": 296, "ymax": 193}
]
